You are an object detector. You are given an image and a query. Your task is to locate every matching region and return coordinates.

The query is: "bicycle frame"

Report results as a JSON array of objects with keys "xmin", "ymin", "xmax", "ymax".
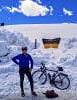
[{"xmin": 40, "ymin": 62, "xmax": 67, "ymax": 80}]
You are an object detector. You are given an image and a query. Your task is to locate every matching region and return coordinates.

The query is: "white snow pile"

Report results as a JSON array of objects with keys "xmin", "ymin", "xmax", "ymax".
[
  {"xmin": 0, "ymin": 29, "xmax": 29, "ymax": 46},
  {"xmin": 0, "ymin": 29, "xmax": 37, "ymax": 63}
]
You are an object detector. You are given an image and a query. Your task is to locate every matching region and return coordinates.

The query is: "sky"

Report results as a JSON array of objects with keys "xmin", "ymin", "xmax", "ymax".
[{"xmin": 0, "ymin": 0, "xmax": 77, "ymax": 25}]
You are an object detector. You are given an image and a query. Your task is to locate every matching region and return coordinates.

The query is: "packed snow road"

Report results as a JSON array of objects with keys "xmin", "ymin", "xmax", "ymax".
[{"xmin": 1, "ymin": 90, "xmax": 77, "ymax": 100}]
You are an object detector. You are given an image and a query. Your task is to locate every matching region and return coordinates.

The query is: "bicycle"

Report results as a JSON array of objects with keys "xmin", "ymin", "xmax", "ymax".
[{"xmin": 32, "ymin": 62, "xmax": 70, "ymax": 90}]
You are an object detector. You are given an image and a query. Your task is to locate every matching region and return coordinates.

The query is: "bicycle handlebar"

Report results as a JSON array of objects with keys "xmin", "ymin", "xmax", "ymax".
[{"xmin": 40, "ymin": 62, "xmax": 63, "ymax": 72}]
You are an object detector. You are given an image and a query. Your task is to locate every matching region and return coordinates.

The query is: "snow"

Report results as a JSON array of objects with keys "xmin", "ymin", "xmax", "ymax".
[
  {"xmin": 0, "ymin": 24, "xmax": 77, "ymax": 99},
  {"xmin": 5, "ymin": 91, "xmax": 77, "ymax": 100}
]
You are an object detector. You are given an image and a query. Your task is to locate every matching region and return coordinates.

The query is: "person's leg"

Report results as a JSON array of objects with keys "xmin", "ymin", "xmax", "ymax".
[
  {"xmin": 19, "ymin": 70, "xmax": 25, "ymax": 97},
  {"xmin": 19, "ymin": 73, "xmax": 24, "ymax": 93},
  {"xmin": 25, "ymin": 70, "xmax": 37, "ymax": 96},
  {"xmin": 25, "ymin": 70, "xmax": 34, "ymax": 92}
]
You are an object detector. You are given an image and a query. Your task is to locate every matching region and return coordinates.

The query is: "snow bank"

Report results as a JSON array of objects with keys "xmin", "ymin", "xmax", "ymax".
[{"xmin": 0, "ymin": 29, "xmax": 38, "ymax": 63}]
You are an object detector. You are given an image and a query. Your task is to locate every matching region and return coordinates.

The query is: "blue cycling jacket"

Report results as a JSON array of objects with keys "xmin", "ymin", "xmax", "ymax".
[{"xmin": 12, "ymin": 53, "xmax": 33, "ymax": 69}]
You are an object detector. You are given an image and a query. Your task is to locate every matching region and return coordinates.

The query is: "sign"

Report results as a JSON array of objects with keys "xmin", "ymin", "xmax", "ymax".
[{"xmin": 42, "ymin": 38, "xmax": 61, "ymax": 48}]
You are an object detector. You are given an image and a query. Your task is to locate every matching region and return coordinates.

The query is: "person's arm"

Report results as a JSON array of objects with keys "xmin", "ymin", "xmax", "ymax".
[
  {"xmin": 29, "ymin": 55, "xmax": 33, "ymax": 69},
  {"xmin": 12, "ymin": 55, "xmax": 20, "ymax": 65}
]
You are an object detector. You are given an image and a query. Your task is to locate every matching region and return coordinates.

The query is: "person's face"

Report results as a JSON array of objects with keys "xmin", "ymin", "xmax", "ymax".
[{"xmin": 22, "ymin": 49, "xmax": 27, "ymax": 54}]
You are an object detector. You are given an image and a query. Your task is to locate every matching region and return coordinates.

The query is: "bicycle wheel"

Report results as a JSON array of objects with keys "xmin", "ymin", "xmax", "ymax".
[
  {"xmin": 54, "ymin": 73, "xmax": 70, "ymax": 90},
  {"xmin": 32, "ymin": 70, "xmax": 47, "ymax": 85}
]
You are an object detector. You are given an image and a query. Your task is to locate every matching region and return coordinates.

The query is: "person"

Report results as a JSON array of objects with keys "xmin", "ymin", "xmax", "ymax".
[
  {"xmin": 12, "ymin": 47, "xmax": 37, "ymax": 97},
  {"xmin": 0, "ymin": 22, "xmax": 4, "ymax": 26}
]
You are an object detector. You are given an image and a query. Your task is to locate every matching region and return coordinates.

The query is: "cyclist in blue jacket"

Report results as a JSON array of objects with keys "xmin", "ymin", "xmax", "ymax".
[{"xmin": 12, "ymin": 47, "xmax": 37, "ymax": 97}]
